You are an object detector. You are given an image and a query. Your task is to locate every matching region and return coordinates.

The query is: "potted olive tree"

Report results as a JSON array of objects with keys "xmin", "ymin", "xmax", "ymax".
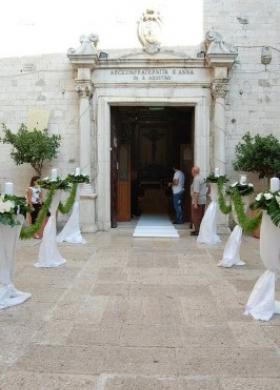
[
  {"xmin": 233, "ymin": 132, "xmax": 280, "ymax": 180},
  {"xmin": 1, "ymin": 123, "xmax": 61, "ymax": 176},
  {"xmin": 233, "ymin": 132, "xmax": 280, "ymax": 237}
]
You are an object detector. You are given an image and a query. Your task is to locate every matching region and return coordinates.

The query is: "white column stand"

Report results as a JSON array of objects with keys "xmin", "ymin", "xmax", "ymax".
[
  {"xmin": 57, "ymin": 186, "xmax": 86, "ymax": 244},
  {"xmin": 245, "ymin": 212, "xmax": 280, "ymax": 321},
  {"xmin": 0, "ymin": 217, "xmax": 31, "ymax": 309},
  {"xmin": 218, "ymin": 196, "xmax": 250, "ymax": 267},
  {"xmin": 35, "ymin": 190, "xmax": 66, "ymax": 268},
  {"xmin": 197, "ymin": 183, "xmax": 221, "ymax": 245}
]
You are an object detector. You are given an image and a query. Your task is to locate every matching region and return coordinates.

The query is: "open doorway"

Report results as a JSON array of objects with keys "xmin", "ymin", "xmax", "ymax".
[{"xmin": 111, "ymin": 106, "xmax": 194, "ymax": 227}]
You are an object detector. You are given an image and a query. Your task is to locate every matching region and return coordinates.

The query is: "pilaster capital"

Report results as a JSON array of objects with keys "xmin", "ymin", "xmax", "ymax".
[
  {"xmin": 68, "ymin": 34, "xmax": 99, "ymax": 69},
  {"xmin": 204, "ymin": 31, "xmax": 237, "ymax": 69},
  {"xmin": 211, "ymin": 82, "xmax": 229, "ymax": 99},
  {"xmin": 75, "ymin": 82, "xmax": 93, "ymax": 98}
]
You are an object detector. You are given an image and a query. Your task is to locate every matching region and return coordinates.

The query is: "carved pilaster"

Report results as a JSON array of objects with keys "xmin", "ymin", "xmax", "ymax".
[
  {"xmin": 211, "ymin": 82, "xmax": 229, "ymax": 100},
  {"xmin": 75, "ymin": 82, "xmax": 93, "ymax": 98}
]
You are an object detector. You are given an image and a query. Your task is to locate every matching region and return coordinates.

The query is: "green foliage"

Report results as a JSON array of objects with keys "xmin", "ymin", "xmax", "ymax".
[
  {"xmin": 217, "ymin": 179, "xmax": 232, "ymax": 214},
  {"xmin": 251, "ymin": 191, "xmax": 280, "ymax": 227},
  {"xmin": 4, "ymin": 195, "xmax": 30, "ymax": 217},
  {"xmin": 217, "ymin": 181, "xmax": 262, "ymax": 231},
  {"xmin": 1, "ymin": 123, "xmax": 61, "ymax": 175},
  {"xmin": 0, "ymin": 212, "xmax": 20, "ymax": 227},
  {"xmin": 231, "ymin": 190, "xmax": 262, "ymax": 232},
  {"xmin": 20, "ymin": 188, "xmax": 55, "ymax": 239},
  {"xmin": 226, "ymin": 183, "xmax": 254, "ymax": 196},
  {"xmin": 206, "ymin": 174, "xmax": 229, "ymax": 184},
  {"xmin": 38, "ymin": 177, "xmax": 71, "ymax": 191},
  {"xmin": 268, "ymin": 199, "xmax": 280, "ymax": 227},
  {"xmin": 66, "ymin": 174, "xmax": 90, "ymax": 184},
  {"xmin": 233, "ymin": 132, "xmax": 280, "ymax": 179},
  {"xmin": 58, "ymin": 183, "xmax": 78, "ymax": 214},
  {"xmin": 0, "ymin": 195, "xmax": 30, "ymax": 227}
]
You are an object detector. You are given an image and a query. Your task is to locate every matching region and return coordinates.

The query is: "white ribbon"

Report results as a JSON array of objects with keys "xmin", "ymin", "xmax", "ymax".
[
  {"xmin": 35, "ymin": 190, "xmax": 66, "ymax": 268},
  {"xmin": 57, "ymin": 186, "xmax": 86, "ymax": 244},
  {"xmin": 245, "ymin": 212, "xmax": 280, "ymax": 321},
  {"xmin": 0, "ymin": 217, "xmax": 31, "ymax": 309}
]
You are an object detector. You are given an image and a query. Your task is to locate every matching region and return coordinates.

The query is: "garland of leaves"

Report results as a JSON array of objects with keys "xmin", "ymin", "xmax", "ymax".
[
  {"xmin": 217, "ymin": 179, "xmax": 262, "ymax": 232},
  {"xmin": 231, "ymin": 189, "xmax": 262, "ymax": 232},
  {"xmin": 58, "ymin": 174, "xmax": 89, "ymax": 214},
  {"xmin": 66, "ymin": 174, "xmax": 89, "ymax": 184},
  {"xmin": 38, "ymin": 177, "xmax": 71, "ymax": 191},
  {"xmin": 206, "ymin": 174, "xmax": 229, "ymax": 184},
  {"xmin": 20, "ymin": 188, "xmax": 55, "ymax": 239},
  {"xmin": 217, "ymin": 178, "xmax": 232, "ymax": 214},
  {"xmin": 20, "ymin": 174, "xmax": 90, "ymax": 238},
  {"xmin": 58, "ymin": 183, "xmax": 78, "ymax": 214},
  {"xmin": 226, "ymin": 182, "xmax": 254, "ymax": 196}
]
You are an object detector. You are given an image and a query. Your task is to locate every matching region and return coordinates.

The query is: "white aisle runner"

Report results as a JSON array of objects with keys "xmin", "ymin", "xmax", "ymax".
[{"xmin": 133, "ymin": 214, "xmax": 179, "ymax": 238}]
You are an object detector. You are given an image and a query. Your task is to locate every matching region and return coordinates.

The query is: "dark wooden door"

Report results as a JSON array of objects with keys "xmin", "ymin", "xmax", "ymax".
[
  {"xmin": 111, "ymin": 110, "xmax": 118, "ymax": 228},
  {"xmin": 117, "ymin": 144, "xmax": 131, "ymax": 221}
]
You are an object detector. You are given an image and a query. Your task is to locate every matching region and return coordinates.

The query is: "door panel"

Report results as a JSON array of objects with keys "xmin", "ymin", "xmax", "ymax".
[
  {"xmin": 111, "ymin": 111, "xmax": 118, "ymax": 228},
  {"xmin": 180, "ymin": 144, "xmax": 193, "ymax": 222},
  {"xmin": 117, "ymin": 144, "xmax": 131, "ymax": 221}
]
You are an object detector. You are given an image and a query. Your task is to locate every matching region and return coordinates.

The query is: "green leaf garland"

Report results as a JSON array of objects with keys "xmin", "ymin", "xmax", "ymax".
[
  {"xmin": 58, "ymin": 183, "xmax": 78, "ymax": 214},
  {"xmin": 20, "ymin": 188, "xmax": 55, "ymax": 239},
  {"xmin": 217, "ymin": 179, "xmax": 232, "ymax": 214},
  {"xmin": 206, "ymin": 174, "xmax": 229, "ymax": 184},
  {"xmin": 231, "ymin": 190, "xmax": 262, "ymax": 232},
  {"xmin": 217, "ymin": 179, "xmax": 262, "ymax": 232}
]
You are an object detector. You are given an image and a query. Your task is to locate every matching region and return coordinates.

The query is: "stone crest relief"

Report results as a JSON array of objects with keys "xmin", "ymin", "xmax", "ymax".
[{"xmin": 137, "ymin": 9, "xmax": 162, "ymax": 54}]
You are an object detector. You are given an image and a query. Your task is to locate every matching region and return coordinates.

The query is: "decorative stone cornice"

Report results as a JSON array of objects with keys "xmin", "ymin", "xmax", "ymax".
[
  {"xmin": 204, "ymin": 31, "xmax": 238, "ymax": 68},
  {"xmin": 75, "ymin": 82, "xmax": 93, "ymax": 98},
  {"xmin": 68, "ymin": 34, "xmax": 99, "ymax": 68},
  {"xmin": 211, "ymin": 82, "xmax": 229, "ymax": 99}
]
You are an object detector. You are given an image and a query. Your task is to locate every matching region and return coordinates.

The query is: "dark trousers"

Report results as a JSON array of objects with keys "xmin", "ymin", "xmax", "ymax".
[
  {"xmin": 191, "ymin": 204, "xmax": 205, "ymax": 232},
  {"xmin": 173, "ymin": 191, "xmax": 184, "ymax": 224}
]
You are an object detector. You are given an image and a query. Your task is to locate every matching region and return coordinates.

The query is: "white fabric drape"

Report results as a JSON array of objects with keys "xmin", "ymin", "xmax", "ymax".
[
  {"xmin": 218, "ymin": 225, "xmax": 244, "ymax": 267},
  {"xmin": 0, "ymin": 217, "xmax": 31, "ymax": 309},
  {"xmin": 197, "ymin": 183, "xmax": 221, "ymax": 245},
  {"xmin": 218, "ymin": 196, "xmax": 250, "ymax": 268},
  {"xmin": 57, "ymin": 187, "xmax": 86, "ymax": 244},
  {"xmin": 35, "ymin": 190, "xmax": 66, "ymax": 268},
  {"xmin": 245, "ymin": 212, "xmax": 280, "ymax": 321}
]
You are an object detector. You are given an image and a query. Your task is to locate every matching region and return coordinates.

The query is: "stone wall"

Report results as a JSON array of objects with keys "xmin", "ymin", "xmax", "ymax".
[
  {"xmin": 204, "ymin": 0, "xmax": 280, "ymax": 186},
  {"xmin": 0, "ymin": 54, "xmax": 79, "ymax": 195},
  {"xmin": 1, "ymin": 2, "xmax": 280, "ymax": 198}
]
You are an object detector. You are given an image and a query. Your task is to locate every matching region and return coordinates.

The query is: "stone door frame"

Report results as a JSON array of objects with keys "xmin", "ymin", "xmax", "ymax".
[{"xmin": 96, "ymin": 95, "xmax": 210, "ymax": 230}]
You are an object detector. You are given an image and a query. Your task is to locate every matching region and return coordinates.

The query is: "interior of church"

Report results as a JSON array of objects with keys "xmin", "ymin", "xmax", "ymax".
[{"xmin": 111, "ymin": 106, "xmax": 194, "ymax": 225}]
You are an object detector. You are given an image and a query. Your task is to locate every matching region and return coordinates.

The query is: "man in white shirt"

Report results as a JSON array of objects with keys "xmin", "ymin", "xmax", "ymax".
[
  {"xmin": 169, "ymin": 167, "xmax": 185, "ymax": 224},
  {"xmin": 190, "ymin": 166, "xmax": 208, "ymax": 235}
]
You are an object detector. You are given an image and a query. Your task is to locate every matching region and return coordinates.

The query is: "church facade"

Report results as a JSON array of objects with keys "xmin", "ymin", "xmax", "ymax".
[{"xmin": 0, "ymin": 0, "xmax": 279, "ymax": 231}]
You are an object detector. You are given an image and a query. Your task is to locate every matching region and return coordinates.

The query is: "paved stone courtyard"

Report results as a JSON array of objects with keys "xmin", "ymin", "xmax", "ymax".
[{"xmin": 0, "ymin": 227, "xmax": 280, "ymax": 389}]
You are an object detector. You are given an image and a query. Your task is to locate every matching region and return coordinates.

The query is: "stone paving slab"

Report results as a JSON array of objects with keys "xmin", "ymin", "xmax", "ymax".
[{"xmin": 0, "ymin": 229, "xmax": 279, "ymax": 389}]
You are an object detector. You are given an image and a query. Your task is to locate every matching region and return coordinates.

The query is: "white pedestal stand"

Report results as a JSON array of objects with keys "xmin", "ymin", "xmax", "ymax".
[
  {"xmin": 197, "ymin": 183, "xmax": 221, "ymax": 245},
  {"xmin": 218, "ymin": 196, "xmax": 250, "ymax": 268},
  {"xmin": 35, "ymin": 191, "xmax": 66, "ymax": 268},
  {"xmin": 245, "ymin": 212, "xmax": 280, "ymax": 321},
  {"xmin": 0, "ymin": 217, "xmax": 31, "ymax": 309},
  {"xmin": 57, "ymin": 186, "xmax": 86, "ymax": 244}
]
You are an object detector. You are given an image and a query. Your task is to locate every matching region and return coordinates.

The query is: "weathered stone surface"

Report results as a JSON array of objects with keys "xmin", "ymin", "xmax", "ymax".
[{"xmin": 0, "ymin": 229, "xmax": 279, "ymax": 388}]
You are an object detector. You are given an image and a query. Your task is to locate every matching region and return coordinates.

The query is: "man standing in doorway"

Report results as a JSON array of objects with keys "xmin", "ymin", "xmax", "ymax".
[
  {"xmin": 169, "ymin": 166, "xmax": 185, "ymax": 224},
  {"xmin": 190, "ymin": 166, "xmax": 207, "ymax": 236}
]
